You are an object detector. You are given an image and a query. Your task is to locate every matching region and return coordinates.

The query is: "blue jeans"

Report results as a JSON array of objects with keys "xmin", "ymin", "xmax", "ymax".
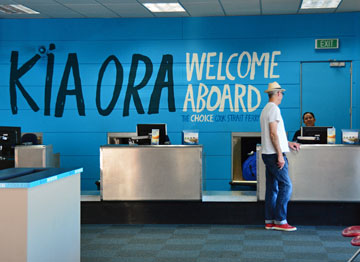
[{"xmin": 261, "ymin": 153, "xmax": 292, "ymax": 224}]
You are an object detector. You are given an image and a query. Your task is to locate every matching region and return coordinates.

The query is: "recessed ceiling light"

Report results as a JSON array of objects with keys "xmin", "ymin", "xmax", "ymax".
[
  {"xmin": 143, "ymin": 3, "xmax": 185, "ymax": 13},
  {"xmin": 0, "ymin": 4, "xmax": 39, "ymax": 14},
  {"xmin": 301, "ymin": 0, "xmax": 341, "ymax": 9}
]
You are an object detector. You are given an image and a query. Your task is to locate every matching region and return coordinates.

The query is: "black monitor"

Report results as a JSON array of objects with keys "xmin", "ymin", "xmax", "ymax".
[
  {"xmin": 136, "ymin": 124, "xmax": 167, "ymax": 145},
  {"xmin": 0, "ymin": 126, "xmax": 21, "ymax": 158},
  {"xmin": 300, "ymin": 126, "xmax": 332, "ymax": 144}
]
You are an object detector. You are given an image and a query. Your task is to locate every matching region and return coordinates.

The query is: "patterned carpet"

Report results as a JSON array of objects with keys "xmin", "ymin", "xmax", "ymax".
[{"xmin": 81, "ymin": 224, "xmax": 357, "ymax": 262}]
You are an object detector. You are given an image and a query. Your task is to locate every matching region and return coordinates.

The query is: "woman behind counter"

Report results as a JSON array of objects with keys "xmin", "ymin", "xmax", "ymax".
[{"xmin": 292, "ymin": 112, "xmax": 316, "ymax": 141}]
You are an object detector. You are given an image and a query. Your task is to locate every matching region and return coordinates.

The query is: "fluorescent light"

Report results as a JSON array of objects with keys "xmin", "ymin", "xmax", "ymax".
[
  {"xmin": 143, "ymin": 3, "xmax": 185, "ymax": 13},
  {"xmin": 301, "ymin": 0, "xmax": 341, "ymax": 9},
  {"xmin": 0, "ymin": 4, "xmax": 39, "ymax": 14},
  {"xmin": 10, "ymin": 4, "xmax": 40, "ymax": 14}
]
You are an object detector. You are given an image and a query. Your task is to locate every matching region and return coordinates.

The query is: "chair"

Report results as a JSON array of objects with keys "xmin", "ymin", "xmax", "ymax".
[
  {"xmin": 21, "ymin": 133, "xmax": 38, "ymax": 145},
  {"xmin": 342, "ymin": 226, "xmax": 360, "ymax": 262}
]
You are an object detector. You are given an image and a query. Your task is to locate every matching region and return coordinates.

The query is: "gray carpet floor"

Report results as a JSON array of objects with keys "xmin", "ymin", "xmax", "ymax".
[{"xmin": 81, "ymin": 224, "xmax": 358, "ymax": 262}]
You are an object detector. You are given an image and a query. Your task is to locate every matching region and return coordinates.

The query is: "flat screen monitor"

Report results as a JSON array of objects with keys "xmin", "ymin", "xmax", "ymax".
[
  {"xmin": 136, "ymin": 124, "xmax": 167, "ymax": 145},
  {"xmin": 301, "ymin": 126, "xmax": 332, "ymax": 144},
  {"xmin": 0, "ymin": 126, "xmax": 21, "ymax": 157}
]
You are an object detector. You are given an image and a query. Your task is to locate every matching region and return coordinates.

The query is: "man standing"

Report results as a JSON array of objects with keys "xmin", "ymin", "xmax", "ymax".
[{"xmin": 260, "ymin": 82, "xmax": 300, "ymax": 231}]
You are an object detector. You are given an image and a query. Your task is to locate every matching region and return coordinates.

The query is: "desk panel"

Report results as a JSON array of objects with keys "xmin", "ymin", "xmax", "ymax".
[
  {"xmin": 257, "ymin": 145, "xmax": 360, "ymax": 201},
  {"xmin": 100, "ymin": 145, "xmax": 202, "ymax": 200}
]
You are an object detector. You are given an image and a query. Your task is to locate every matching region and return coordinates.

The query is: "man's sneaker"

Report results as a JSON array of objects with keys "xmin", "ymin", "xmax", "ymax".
[
  {"xmin": 265, "ymin": 223, "xmax": 274, "ymax": 230},
  {"xmin": 273, "ymin": 223, "xmax": 297, "ymax": 231}
]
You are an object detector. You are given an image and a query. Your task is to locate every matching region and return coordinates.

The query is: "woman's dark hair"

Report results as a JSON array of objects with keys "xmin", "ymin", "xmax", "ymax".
[{"xmin": 302, "ymin": 112, "xmax": 315, "ymax": 120}]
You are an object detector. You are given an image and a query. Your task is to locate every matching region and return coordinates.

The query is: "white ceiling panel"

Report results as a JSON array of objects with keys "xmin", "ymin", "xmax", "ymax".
[
  {"xmin": 29, "ymin": 4, "xmax": 86, "ymax": 18},
  {"xmin": 104, "ymin": 3, "xmax": 153, "ymax": 17},
  {"xmin": 62, "ymin": 3, "xmax": 118, "ymax": 18},
  {"xmin": 337, "ymin": 0, "xmax": 360, "ymax": 12},
  {"xmin": 96, "ymin": 0, "xmax": 137, "ymax": 3},
  {"xmin": 0, "ymin": 0, "xmax": 22, "ymax": 3},
  {"xmin": 56, "ymin": 0, "xmax": 99, "ymax": 3},
  {"xmin": 181, "ymin": 2, "xmax": 224, "ymax": 17},
  {"xmin": 262, "ymin": 0, "xmax": 300, "ymax": 15},
  {"xmin": 11, "ymin": 0, "xmax": 58, "ymax": 3},
  {"xmin": 180, "ymin": 0, "xmax": 219, "ymax": 2},
  {"xmin": 221, "ymin": 0, "xmax": 261, "ymax": 16},
  {"xmin": 138, "ymin": 0, "xmax": 179, "ymax": 3}
]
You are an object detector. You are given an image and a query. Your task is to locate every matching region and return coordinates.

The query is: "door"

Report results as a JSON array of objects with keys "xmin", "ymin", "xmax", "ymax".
[{"xmin": 301, "ymin": 61, "xmax": 352, "ymax": 143}]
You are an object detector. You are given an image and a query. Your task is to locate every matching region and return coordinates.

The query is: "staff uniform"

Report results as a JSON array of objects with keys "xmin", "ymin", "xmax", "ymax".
[{"xmin": 292, "ymin": 129, "xmax": 301, "ymax": 142}]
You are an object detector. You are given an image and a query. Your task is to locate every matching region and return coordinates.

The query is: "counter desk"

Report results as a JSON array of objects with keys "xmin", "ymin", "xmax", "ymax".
[
  {"xmin": 0, "ymin": 167, "xmax": 82, "ymax": 262},
  {"xmin": 257, "ymin": 144, "xmax": 360, "ymax": 202},
  {"xmin": 100, "ymin": 145, "xmax": 203, "ymax": 201}
]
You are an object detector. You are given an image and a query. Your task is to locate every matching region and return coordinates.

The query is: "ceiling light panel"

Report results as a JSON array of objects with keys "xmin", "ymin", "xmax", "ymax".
[
  {"xmin": 0, "ymin": 4, "xmax": 39, "ymax": 14},
  {"xmin": 301, "ymin": 0, "xmax": 341, "ymax": 9},
  {"xmin": 143, "ymin": 3, "xmax": 185, "ymax": 12}
]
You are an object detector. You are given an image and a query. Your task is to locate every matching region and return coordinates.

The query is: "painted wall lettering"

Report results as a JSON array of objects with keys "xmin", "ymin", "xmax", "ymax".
[
  {"xmin": 186, "ymin": 51, "xmax": 281, "ymax": 81},
  {"xmin": 148, "ymin": 54, "xmax": 176, "ymax": 114},
  {"xmin": 123, "ymin": 54, "xmax": 153, "ymax": 116},
  {"xmin": 9, "ymin": 49, "xmax": 279, "ymax": 118},
  {"xmin": 55, "ymin": 53, "xmax": 85, "ymax": 117},
  {"xmin": 9, "ymin": 50, "xmax": 176, "ymax": 118},
  {"xmin": 183, "ymin": 51, "xmax": 281, "ymax": 115},
  {"xmin": 10, "ymin": 51, "xmax": 41, "ymax": 114},
  {"xmin": 183, "ymin": 83, "xmax": 261, "ymax": 113},
  {"xmin": 96, "ymin": 55, "xmax": 123, "ymax": 116},
  {"xmin": 45, "ymin": 52, "xmax": 55, "ymax": 116}
]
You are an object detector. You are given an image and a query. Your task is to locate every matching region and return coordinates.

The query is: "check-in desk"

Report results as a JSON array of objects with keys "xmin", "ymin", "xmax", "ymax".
[
  {"xmin": 15, "ymin": 144, "xmax": 60, "ymax": 168},
  {"xmin": 257, "ymin": 145, "xmax": 360, "ymax": 202},
  {"xmin": 100, "ymin": 145, "xmax": 202, "ymax": 200},
  {"xmin": 0, "ymin": 167, "xmax": 83, "ymax": 262}
]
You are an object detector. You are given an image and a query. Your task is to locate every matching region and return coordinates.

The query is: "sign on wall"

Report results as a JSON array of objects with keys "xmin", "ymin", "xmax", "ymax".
[
  {"xmin": 9, "ymin": 47, "xmax": 282, "ymax": 126},
  {"xmin": 315, "ymin": 38, "xmax": 339, "ymax": 49}
]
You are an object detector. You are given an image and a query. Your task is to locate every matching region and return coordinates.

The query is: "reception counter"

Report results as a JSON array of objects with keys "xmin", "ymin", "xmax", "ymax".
[
  {"xmin": 0, "ymin": 167, "xmax": 83, "ymax": 262},
  {"xmin": 100, "ymin": 145, "xmax": 202, "ymax": 200},
  {"xmin": 257, "ymin": 145, "xmax": 360, "ymax": 202}
]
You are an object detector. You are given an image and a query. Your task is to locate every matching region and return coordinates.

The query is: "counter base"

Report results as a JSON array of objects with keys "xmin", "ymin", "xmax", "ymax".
[{"xmin": 81, "ymin": 200, "xmax": 360, "ymax": 226}]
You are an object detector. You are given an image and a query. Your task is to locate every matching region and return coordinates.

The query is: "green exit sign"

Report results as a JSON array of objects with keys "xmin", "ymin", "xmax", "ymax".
[{"xmin": 315, "ymin": 39, "xmax": 339, "ymax": 49}]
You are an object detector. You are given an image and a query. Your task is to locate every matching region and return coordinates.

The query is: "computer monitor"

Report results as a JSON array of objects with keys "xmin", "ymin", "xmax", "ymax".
[
  {"xmin": 0, "ymin": 126, "xmax": 21, "ymax": 157},
  {"xmin": 107, "ymin": 132, "xmax": 136, "ymax": 145},
  {"xmin": 136, "ymin": 124, "xmax": 167, "ymax": 145},
  {"xmin": 301, "ymin": 126, "xmax": 333, "ymax": 144}
]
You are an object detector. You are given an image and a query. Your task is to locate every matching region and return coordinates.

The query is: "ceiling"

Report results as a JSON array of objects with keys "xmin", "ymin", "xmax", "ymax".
[{"xmin": 0, "ymin": 0, "xmax": 360, "ymax": 19}]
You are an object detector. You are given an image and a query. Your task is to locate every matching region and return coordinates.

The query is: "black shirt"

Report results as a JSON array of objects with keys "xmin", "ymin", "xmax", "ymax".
[{"xmin": 292, "ymin": 129, "xmax": 301, "ymax": 141}]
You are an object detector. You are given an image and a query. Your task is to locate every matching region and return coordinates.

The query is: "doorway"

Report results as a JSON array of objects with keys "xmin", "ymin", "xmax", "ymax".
[{"xmin": 301, "ymin": 61, "xmax": 352, "ymax": 143}]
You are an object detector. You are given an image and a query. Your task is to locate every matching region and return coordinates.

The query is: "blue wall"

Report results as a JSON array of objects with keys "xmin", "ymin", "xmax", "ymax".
[{"xmin": 1, "ymin": 13, "xmax": 359, "ymax": 191}]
